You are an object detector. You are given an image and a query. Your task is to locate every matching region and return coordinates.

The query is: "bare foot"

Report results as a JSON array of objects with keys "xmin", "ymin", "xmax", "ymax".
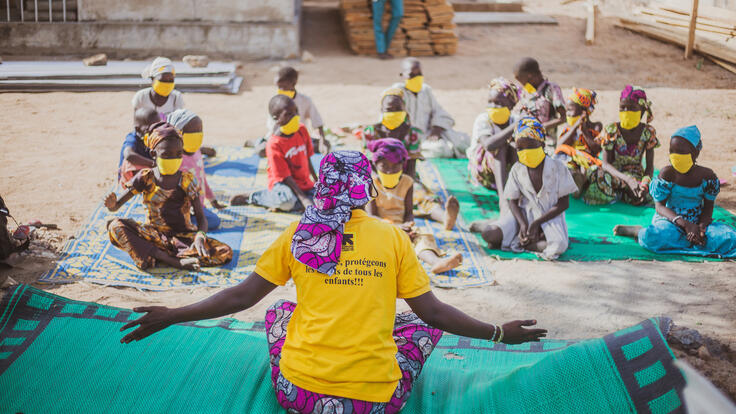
[
  {"xmin": 431, "ymin": 252, "xmax": 463, "ymax": 274},
  {"xmin": 469, "ymin": 220, "xmax": 490, "ymax": 234},
  {"xmin": 443, "ymin": 196, "xmax": 459, "ymax": 230},
  {"xmin": 179, "ymin": 258, "xmax": 200, "ymax": 271},
  {"xmin": 200, "ymin": 146, "xmax": 216, "ymax": 157},
  {"xmin": 229, "ymin": 193, "xmax": 251, "ymax": 206},
  {"xmin": 613, "ymin": 225, "xmax": 642, "ymax": 238}
]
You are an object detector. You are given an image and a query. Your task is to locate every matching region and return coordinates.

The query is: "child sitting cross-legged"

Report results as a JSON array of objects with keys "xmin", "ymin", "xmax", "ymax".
[
  {"xmin": 614, "ymin": 126, "xmax": 736, "ymax": 258},
  {"xmin": 365, "ymin": 138, "xmax": 462, "ymax": 274},
  {"xmin": 105, "ymin": 122, "xmax": 233, "ymax": 271},
  {"xmin": 231, "ymin": 95, "xmax": 318, "ymax": 211},
  {"xmin": 470, "ymin": 117, "xmax": 578, "ymax": 260}
]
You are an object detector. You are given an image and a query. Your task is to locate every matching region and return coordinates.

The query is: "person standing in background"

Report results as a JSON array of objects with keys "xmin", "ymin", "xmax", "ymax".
[{"xmin": 372, "ymin": 0, "xmax": 404, "ymax": 59}]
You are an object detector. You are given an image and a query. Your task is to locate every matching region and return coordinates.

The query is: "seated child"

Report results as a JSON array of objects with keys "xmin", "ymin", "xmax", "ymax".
[
  {"xmin": 365, "ymin": 138, "xmax": 462, "ymax": 274},
  {"xmin": 166, "ymin": 109, "xmax": 225, "ymax": 231},
  {"xmin": 467, "ymin": 77, "xmax": 519, "ymax": 205},
  {"xmin": 231, "ymin": 95, "xmax": 318, "ymax": 211},
  {"xmin": 104, "ymin": 123, "xmax": 233, "ymax": 271},
  {"xmin": 513, "ymin": 57, "xmax": 566, "ymax": 149},
  {"xmin": 614, "ymin": 126, "xmax": 736, "ymax": 258},
  {"xmin": 582, "ymin": 85, "xmax": 659, "ymax": 206},
  {"xmin": 119, "ymin": 108, "xmax": 158, "ymax": 187},
  {"xmin": 255, "ymin": 66, "xmax": 329, "ymax": 156},
  {"xmin": 361, "ymin": 89, "xmax": 422, "ymax": 178},
  {"xmin": 389, "ymin": 58, "xmax": 470, "ymax": 159},
  {"xmin": 554, "ymin": 87, "xmax": 603, "ymax": 197},
  {"xmin": 133, "ymin": 57, "xmax": 184, "ymax": 120},
  {"xmin": 469, "ymin": 117, "xmax": 578, "ymax": 260}
]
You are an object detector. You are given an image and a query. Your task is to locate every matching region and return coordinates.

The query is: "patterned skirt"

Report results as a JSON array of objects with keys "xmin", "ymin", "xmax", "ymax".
[
  {"xmin": 468, "ymin": 145, "xmax": 500, "ymax": 190},
  {"xmin": 582, "ymin": 167, "xmax": 651, "ymax": 206},
  {"xmin": 265, "ymin": 300, "xmax": 443, "ymax": 414}
]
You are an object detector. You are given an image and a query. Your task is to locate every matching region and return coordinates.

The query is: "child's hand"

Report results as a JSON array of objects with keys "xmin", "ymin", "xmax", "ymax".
[
  {"xmin": 637, "ymin": 181, "xmax": 649, "ymax": 196},
  {"xmin": 210, "ymin": 199, "xmax": 226, "ymax": 210},
  {"xmin": 527, "ymin": 221, "xmax": 542, "ymax": 243},
  {"xmin": 120, "ymin": 306, "xmax": 177, "ymax": 344},
  {"xmin": 625, "ymin": 177, "xmax": 640, "ymax": 193},
  {"xmin": 500, "ymin": 320, "xmax": 547, "ymax": 344},
  {"xmin": 104, "ymin": 193, "xmax": 118, "ymax": 211},
  {"xmin": 192, "ymin": 233, "xmax": 210, "ymax": 258},
  {"xmin": 518, "ymin": 226, "xmax": 530, "ymax": 247}
]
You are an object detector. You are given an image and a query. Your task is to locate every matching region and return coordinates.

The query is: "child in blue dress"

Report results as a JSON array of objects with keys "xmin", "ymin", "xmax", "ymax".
[{"xmin": 614, "ymin": 125, "xmax": 736, "ymax": 258}]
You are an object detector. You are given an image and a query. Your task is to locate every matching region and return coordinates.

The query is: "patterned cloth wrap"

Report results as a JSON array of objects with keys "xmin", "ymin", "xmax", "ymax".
[
  {"xmin": 514, "ymin": 116, "xmax": 547, "ymax": 143},
  {"xmin": 367, "ymin": 138, "xmax": 409, "ymax": 164},
  {"xmin": 146, "ymin": 122, "xmax": 181, "ymax": 150},
  {"xmin": 620, "ymin": 85, "xmax": 653, "ymax": 123},
  {"xmin": 291, "ymin": 151, "xmax": 373, "ymax": 275},
  {"xmin": 488, "ymin": 77, "xmax": 519, "ymax": 106},
  {"xmin": 569, "ymin": 88, "xmax": 597, "ymax": 115},
  {"xmin": 265, "ymin": 300, "xmax": 443, "ymax": 414}
]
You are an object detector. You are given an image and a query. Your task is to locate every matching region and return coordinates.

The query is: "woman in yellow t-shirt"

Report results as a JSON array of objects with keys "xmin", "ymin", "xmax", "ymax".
[{"xmin": 121, "ymin": 151, "xmax": 547, "ymax": 413}]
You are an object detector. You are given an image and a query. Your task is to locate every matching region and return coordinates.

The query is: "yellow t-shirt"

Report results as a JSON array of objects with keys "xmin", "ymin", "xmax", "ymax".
[
  {"xmin": 255, "ymin": 209, "xmax": 431, "ymax": 402},
  {"xmin": 373, "ymin": 174, "xmax": 414, "ymax": 225}
]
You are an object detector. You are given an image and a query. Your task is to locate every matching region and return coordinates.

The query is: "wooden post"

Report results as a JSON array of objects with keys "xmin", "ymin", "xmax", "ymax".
[
  {"xmin": 684, "ymin": 0, "xmax": 699, "ymax": 59},
  {"xmin": 585, "ymin": 0, "xmax": 597, "ymax": 45}
]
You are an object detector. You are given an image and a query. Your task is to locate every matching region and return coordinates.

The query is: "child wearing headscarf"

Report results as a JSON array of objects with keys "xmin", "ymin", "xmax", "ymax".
[
  {"xmin": 104, "ymin": 122, "xmax": 233, "ymax": 271},
  {"xmin": 470, "ymin": 117, "xmax": 578, "ymax": 260},
  {"xmin": 365, "ymin": 138, "xmax": 462, "ymax": 274},
  {"xmin": 121, "ymin": 150, "xmax": 547, "ymax": 414},
  {"xmin": 361, "ymin": 89, "xmax": 423, "ymax": 178},
  {"xmin": 467, "ymin": 77, "xmax": 520, "ymax": 204},
  {"xmin": 167, "ymin": 109, "xmax": 224, "ymax": 231},
  {"xmin": 614, "ymin": 126, "xmax": 736, "ymax": 258},
  {"xmin": 582, "ymin": 85, "xmax": 659, "ymax": 206},
  {"xmin": 132, "ymin": 57, "xmax": 184, "ymax": 120},
  {"xmin": 554, "ymin": 87, "xmax": 603, "ymax": 196}
]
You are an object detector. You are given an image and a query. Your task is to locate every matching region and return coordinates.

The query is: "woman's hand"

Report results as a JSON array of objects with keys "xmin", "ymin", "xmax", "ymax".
[
  {"xmin": 120, "ymin": 306, "xmax": 178, "ymax": 343},
  {"xmin": 501, "ymin": 320, "xmax": 547, "ymax": 344},
  {"xmin": 192, "ymin": 233, "xmax": 210, "ymax": 258},
  {"xmin": 104, "ymin": 193, "xmax": 118, "ymax": 211}
]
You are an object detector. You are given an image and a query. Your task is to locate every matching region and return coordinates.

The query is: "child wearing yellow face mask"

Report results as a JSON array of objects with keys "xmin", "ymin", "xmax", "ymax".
[
  {"xmin": 365, "ymin": 138, "xmax": 463, "ymax": 274},
  {"xmin": 470, "ymin": 117, "xmax": 577, "ymax": 260},
  {"xmin": 104, "ymin": 122, "xmax": 233, "ymax": 271},
  {"xmin": 166, "ymin": 109, "xmax": 225, "ymax": 231},
  {"xmin": 582, "ymin": 85, "xmax": 659, "ymax": 206},
  {"xmin": 614, "ymin": 126, "xmax": 736, "ymax": 258},
  {"xmin": 362, "ymin": 90, "xmax": 422, "ymax": 178},
  {"xmin": 467, "ymin": 77, "xmax": 520, "ymax": 207},
  {"xmin": 231, "ymin": 95, "xmax": 319, "ymax": 211},
  {"xmin": 513, "ymin": 57, "xmax": 566, "ymax": 149},
  {"xmin": 132, "ymin": 57, "xmax": 184, "ymax": 121}
]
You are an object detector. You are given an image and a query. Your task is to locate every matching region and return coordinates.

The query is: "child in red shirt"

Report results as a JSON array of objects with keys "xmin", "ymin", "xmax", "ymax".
[{"xmin": 231, "ymin": 95, "xmax": 318, "ymax": 211}]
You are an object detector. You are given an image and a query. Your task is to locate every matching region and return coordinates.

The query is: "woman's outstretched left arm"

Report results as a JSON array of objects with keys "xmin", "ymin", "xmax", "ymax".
[
  {"xmin": 405, "ymin": 291, "xmax": 546, "ymax": 344},
  {"xmin": 121, "ymin": 272, "xmax": 277, "ymax": 343}
]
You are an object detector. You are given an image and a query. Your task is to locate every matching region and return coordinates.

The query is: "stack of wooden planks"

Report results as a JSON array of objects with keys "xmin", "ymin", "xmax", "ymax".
[
  {"xmin": 617, "ymin": 2, "xmax": 736, "ymax": 72},
  {"xmin": 339, "ymin": 0, "xmax": 459, "ymax": 56}
]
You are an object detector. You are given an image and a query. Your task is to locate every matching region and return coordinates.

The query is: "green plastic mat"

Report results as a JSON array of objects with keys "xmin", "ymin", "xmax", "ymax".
[
  {"xmin": 1, "ymin": 285, "xmax": 686, "ymax": 413},
  {"xmin": 423, "ymin": 159, "xmax": 736, "ymax": 261}
]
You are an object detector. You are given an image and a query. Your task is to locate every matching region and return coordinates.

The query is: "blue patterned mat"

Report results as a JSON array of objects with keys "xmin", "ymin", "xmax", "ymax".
[{"xmin": 39, "ymin": 148, "xmax": 493, "ymax": 290}]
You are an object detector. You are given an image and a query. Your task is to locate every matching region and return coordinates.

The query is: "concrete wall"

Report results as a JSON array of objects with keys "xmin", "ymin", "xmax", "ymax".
[
  {"xmin": 77, "ymin": 0, "xmax": 297, "ymax": 23},
  {"xmin": 0, "ymin": 21, "xmax": 301, "ymax": 59}
]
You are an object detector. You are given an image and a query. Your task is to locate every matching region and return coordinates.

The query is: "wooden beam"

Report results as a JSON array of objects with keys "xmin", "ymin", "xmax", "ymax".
[
  {"xmin": 451, "ymin": 2, "xmax": 523, "ymax": 13},
  {"xmin": 707, "ymin": 56, "xmax": 736, "ymax": 75},
  {"xmin": 585, "ymin": 0, "xmax": 597, "ymax": 45},
  {"xmin": 684, "ymin": 0, "xmax": 699, "ymax": 59}
]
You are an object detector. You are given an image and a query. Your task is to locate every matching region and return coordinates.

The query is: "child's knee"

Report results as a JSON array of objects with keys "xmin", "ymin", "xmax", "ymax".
[{"xmin": 481, "ymin": 226, "xmax": 503, "ymax": 248}]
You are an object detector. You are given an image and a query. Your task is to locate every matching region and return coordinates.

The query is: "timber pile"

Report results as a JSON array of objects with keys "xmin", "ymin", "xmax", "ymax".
[
  {"xmin": 617, "ymin": 2, "xmax": 736, "ymax": 71},
  {"xmin": 339, "ymin": 0, "xmax": 459, "ymax": 56}
]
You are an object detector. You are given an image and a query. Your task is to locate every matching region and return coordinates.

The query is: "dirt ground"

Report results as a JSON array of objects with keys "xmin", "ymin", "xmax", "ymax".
[{"xmin": 1, "ymin": 0, "xmax": 735, "ymax": 402}]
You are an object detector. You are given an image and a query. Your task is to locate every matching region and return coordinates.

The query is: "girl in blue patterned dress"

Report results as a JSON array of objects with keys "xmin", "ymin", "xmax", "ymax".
[{"xmin": 614, "ymin": 125, "xmax": 736, "ymax": 258}]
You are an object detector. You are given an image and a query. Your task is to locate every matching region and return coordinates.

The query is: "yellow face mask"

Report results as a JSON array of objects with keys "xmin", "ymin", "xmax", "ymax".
[
  {"xmin": 669, "ymin": 153, "xmax": 694, "ymax": 174},
  {"xmin": 566, "ymin": 115, "xmax": 581, "ymax": 126},
  {"xmin": 487, "ymin": 107, "xmax": 511, "ymax": 125},
  {"xmin": 182, "ymin": 132, "xmax": 204, "ymax": 153},
  {"xmin": 152, "ymin": 80, "xmax": 175, "ymax": 97},
  {"xmin": 405, "ymin": 75, "xmax": 424, "ymax": 93},
  {"xmin": 377, "ymin": 171, "xmax": 402, "ymax": 189},
  {"xmin": 517, "ymin": 147, "xmax": 546, "ymax": 168},
  {"xmin": 382, "ymin": 111, "xmax": 407, "ymax": 130},
  {"xmin": 523, "ymin": 82, "xmax": 537, "ymax": 94},
  {"xmin": 619, "ymin": 111, "xmax": 642, "ymax": 130},
  {"xmin": 278, "ymin": 89, "xmax": 296, "ymax": 99},
  {"xmin": 142, "ymin": 133, "xmax": 150, "ymax": 147},
  {"xmin": 280, "ymin": 115, "xmax": 301, "ymax": 135},
  {"xmin": 156, "ymin": 157, "xmax": 183, "ymax": 175}
]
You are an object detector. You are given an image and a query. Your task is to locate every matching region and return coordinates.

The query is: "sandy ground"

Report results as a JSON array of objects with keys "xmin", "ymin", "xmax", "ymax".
[{"xmin": 1, "ymin": 0, "xmax": 736, "ymax": 401}]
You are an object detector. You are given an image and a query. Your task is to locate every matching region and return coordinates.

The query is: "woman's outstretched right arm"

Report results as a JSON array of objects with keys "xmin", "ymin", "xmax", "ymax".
[{"xmin": 121, "ymin": 272, "xmax": 277, "ymax": 343}]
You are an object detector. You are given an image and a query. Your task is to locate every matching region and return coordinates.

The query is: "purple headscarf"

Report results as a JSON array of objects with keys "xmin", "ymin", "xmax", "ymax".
[
  {"xmin": 291, "ymin": 151, "xmax": 373, "ymax": 275},
  {"xmin": 620, "ymin": 85, "xmax": 654, "ymax": 123},
  {"xmin": 366, "ymin": 138, "xmax": 408, "ymax": 164}
]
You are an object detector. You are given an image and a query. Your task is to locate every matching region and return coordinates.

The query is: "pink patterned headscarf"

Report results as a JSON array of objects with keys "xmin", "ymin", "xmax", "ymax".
[
  {"xmin": 620, "ymin": 85, "xmax": 654, "ymax": 123},
  {"xmin": 291, "ymin": 151, "xmax": 373, "ymax": 275}
]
